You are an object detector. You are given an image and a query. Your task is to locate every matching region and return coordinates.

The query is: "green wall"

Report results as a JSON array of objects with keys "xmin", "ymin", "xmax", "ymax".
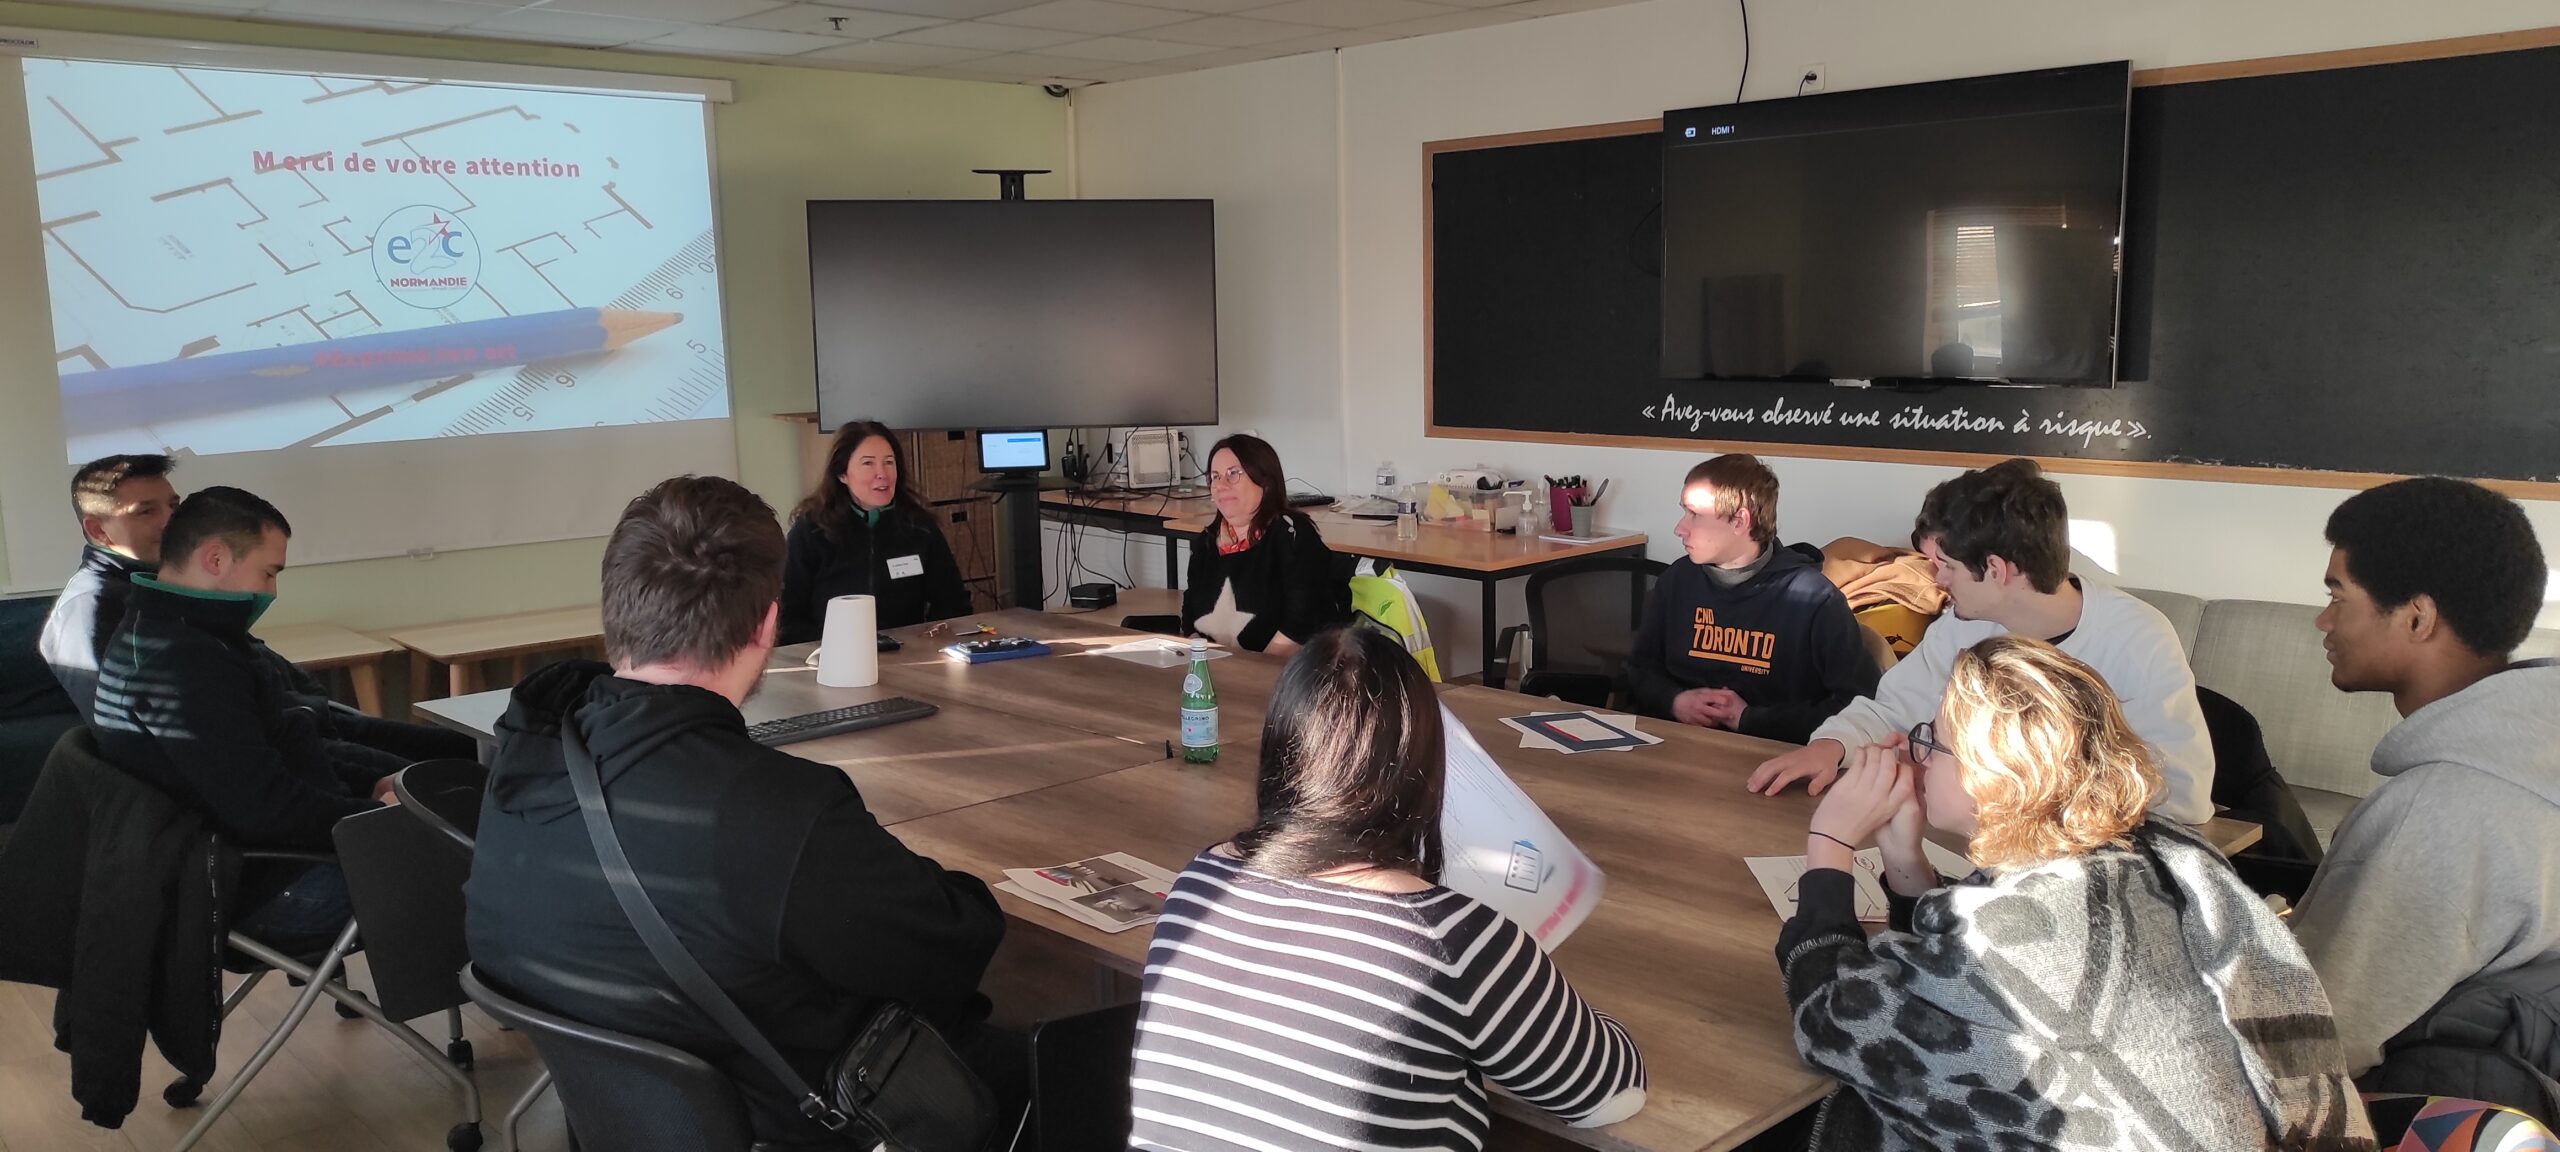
[{"xmin": 0, "ymin": 2, "xmax": 1067, "ymax": 631}]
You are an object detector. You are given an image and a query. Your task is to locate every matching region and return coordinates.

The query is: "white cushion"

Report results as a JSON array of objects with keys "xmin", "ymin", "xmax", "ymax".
[
  {"xmin": 2186, "ymin": 599, "xmax": 2400, "ymax": 799},
  {"xmin": 2123, "ymin": 587, "xmax": 2205, "ymax": 659}
]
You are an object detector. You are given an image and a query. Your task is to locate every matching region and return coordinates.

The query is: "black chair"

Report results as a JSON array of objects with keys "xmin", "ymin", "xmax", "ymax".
[
  {"xmin": 395, "ymin": 758, "xmax": 487, "ymax": 848},
  {"xmin": 1029, "ymin": 1002, "xmax": 1141, "ymax": 1152},
  {"xmin": 1499, "ymin": 555, "xmax": 1669, "ymax": 707},
  {"xmin": 460, "ymin": 963, "xmax": 771, "ymax": 1152},
  {"xmin": 2195, "ymin": 687, "xmax": 2326, "ymax": 901}
]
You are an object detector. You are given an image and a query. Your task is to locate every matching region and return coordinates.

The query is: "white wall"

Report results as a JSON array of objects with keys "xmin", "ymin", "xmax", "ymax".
[
  {"xmin": 1075, "ymin": 52, "xmax": 1344, "ymax": 492},
  {"xmin": 1084, "ymin": 0, "xmax": 2560, "ymax": 675}
]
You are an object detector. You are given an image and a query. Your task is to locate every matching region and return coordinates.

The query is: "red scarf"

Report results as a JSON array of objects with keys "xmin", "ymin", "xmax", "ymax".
[{"xmin": 1217, "ymin": 518, "xmax": 1261, "ymax": 556}]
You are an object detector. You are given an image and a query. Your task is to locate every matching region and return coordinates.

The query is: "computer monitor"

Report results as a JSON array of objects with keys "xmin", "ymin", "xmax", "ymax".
[{"xmin": 978, "ymin": 428, "xmax": 1049, "ymax": 474}]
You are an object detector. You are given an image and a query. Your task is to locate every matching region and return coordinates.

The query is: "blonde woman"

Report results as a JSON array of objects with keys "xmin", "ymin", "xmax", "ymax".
[{"xmin": 1775, "ymin": 636, "xmax": 2376, "ymax": 1152}]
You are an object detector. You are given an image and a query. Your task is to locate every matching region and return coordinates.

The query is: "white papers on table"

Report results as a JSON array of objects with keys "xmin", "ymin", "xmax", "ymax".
[
  {"xmin": 1438, "ymin": 705, "xmax": 1604, "ymax": 952},
  {"xmin": 1093, "ymin": 637, "xmax": 1231, "ymax": 668},
  {"xmin": 1537, "ymin": 531, "xmax": 1642, "ymax": 548},
  {"xmin": 1499, "ymin": 711, "xmax": 1664, "ymax": 754},
  {"xmin": 997, "ymin": 852, "xmax": 1178, "ymax": 934},
  {"xmin": 1747, "ymin": 841, "xmax": 1977, "ymax": 923}
]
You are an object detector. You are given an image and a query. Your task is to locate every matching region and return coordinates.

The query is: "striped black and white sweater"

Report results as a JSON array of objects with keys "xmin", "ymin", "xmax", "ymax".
[{"xmin": 1128, "ymin": 850, "xmax": 1646, "ymax": 1151}]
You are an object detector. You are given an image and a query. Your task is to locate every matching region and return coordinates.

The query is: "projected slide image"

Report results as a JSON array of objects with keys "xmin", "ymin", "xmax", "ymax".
[{"xmin": 25, "ymin": 58, "xmax": 730, "ymax": 461}]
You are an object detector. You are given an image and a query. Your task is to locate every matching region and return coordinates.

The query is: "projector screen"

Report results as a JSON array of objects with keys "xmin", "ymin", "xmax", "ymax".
[{"xmin": 0, "ymin": 32, "xmax": 736, "ymax": 592}]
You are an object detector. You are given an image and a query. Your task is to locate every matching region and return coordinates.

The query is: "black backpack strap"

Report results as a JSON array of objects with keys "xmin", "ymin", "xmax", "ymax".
[{"xmin": 560, "ymin": 724, "xmax": 854, "ymax": 1135}]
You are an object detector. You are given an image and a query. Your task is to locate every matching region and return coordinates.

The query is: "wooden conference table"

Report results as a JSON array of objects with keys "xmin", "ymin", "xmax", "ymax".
[
  {"xmin": 418, "ymin": 609, "xmax": 2259, "ymax": 1152},
  {"xmin": 1158, "ymin": 504, "xmax": 1652, "ymax": 689}
]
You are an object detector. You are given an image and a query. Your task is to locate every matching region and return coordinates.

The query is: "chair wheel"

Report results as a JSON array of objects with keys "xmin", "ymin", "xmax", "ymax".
[
  {"xmin": 335, "ymin": 1000, "xmax": 362, "ymax": 1020},
  {"xmin": 446, "ymin": 1122, "xmax": 482, "ymax": 1152},
  {"xmin": 163, "ymin": 1077, "xmax": 202, "ymax": 1108},
  {"xmin": 446, "ymin": 1039, "xmax": 474, "ymax": 1069}
]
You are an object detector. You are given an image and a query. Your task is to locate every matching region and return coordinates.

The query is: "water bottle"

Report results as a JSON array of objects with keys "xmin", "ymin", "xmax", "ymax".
[
  {"xmin": 1394, "ymin": 484, "xmax": 1421, "ymax": 541},
  {"xmin": 1374, "ymin": 460, "xmax": 1398, "ymax": 500},
  {"xmin": 1180, "ymin": 637, "xmax": 1219, "ymax": 764}
]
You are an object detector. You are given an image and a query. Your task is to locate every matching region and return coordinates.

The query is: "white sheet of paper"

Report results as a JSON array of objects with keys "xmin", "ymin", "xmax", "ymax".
[
  {"xmin": 1094, "ymin": 637, "xmax": 1231, "ymax": 667},
  {"xmin": 1747, "ymin": 841, "xmax": 1980, "ymax": 923},
  {"xmin": 1499, "ymin": 712, "xmax": 1664, "ymax": 754},
  {"xmin": 998, "ymin": 852, "xmax": 1179, "ymax": 934},
  {"xmin": 1439, "ymin": 705, "xmax": 1605, "ymax": 951},
  {"xmin": 1548, "ymin": 717, "xmax": 1625, "ymax": 742}
]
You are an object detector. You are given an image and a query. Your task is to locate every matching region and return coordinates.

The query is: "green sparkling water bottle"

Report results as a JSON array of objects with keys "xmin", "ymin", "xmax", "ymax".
[{"xmin": 1180, "ymin": 637, "xmax": 1219, "ymax": 764}]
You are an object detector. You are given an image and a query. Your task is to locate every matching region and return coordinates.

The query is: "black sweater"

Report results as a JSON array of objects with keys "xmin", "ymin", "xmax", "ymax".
[
  {"xmin": 1180, "ymin": 511, "xmax": 1351, "ymax": 652},
  {"xmin": 90, "ymin": 576, "xmax": 377, "ymax": 850},
  {"xmin": 1625, "ymin": 543, "xmax": 1879, "ymax": 745},
  {"xmin": 465, "ymin": 663, "xmax": 1005, "ymax": 1146},
  {"xmin": 779, "ymin": 506, "xmax": 969, "ymax": 645},
  {"xmin": 44, "ymin": 545, "xmax": 329, "ymax": 724}
]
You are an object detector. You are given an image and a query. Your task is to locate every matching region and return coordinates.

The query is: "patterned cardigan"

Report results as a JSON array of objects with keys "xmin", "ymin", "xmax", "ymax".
[{"xmin": 1776, "ymin": 821, "xmax": 2377, "ymax": 1151}]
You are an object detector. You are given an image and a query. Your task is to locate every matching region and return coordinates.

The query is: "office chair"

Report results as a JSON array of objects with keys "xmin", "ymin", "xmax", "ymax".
[
  {"xmin": 394, "ymin": 758, "xmax": 487, "ymax": 848},
  {"xmin": 1499, "ymin": 554, "xmax": 1668, "ymax": 707},
  {"xmin": 1029, "ymin": 1002, "xmax": 1142, "ymax": 1152},
  {"xmin": 460, "ymin": 964, "xmax": 774, "ymax": 1152}
]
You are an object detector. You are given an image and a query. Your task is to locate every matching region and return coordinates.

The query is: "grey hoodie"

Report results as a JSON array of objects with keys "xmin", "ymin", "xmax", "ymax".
[{"xmin": 2290, "ymin": 659, "xmax": 2560, "ymax": 1073}]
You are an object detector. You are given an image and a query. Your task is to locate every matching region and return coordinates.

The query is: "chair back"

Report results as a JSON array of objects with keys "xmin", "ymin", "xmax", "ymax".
[
  {"xmin": 460, "ymin": 964, "xmax": 759, "ymax": 1152},
  {"xmin": 1030, "ymin": 1003, "xmax": 1141, "ymax": 1152},
  {"xmin": 333, "ymin": 801, "xmax": 472, "ymax": 1021},
  {"xmin": 1521, "ymin": 555, "xmax": 1669, "ymax": 680},
  {"xmin": 394, "ymin": 759, "xmax": 487, "ymax": 848}
]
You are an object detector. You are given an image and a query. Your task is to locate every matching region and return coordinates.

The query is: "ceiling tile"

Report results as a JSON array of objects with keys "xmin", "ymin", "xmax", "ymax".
[
  {"xmin": 1503, "ymin": 0, "xmax": 1640, "ymax": 13},
  {"xmin": 830, "ymin": 0, "xmax": 1049, "ymax": 16},
  {"xmin": 886, "ymin": 20, "xmax": 1088, "ymax": 49},
  {"xmin": 902, "ymin": 64, "xmax": 1033, "ymax": 81},
  {"xmin": 1111, "ymin": 0, "xmax": 1272, "ymax": 11},
  {"xmin": 1140, "ymin": 14, "xmax": 1320, "ymax": 45},
  {"xmin": 60, "ymin": 0, "xmax": 267, "ymax": 14},
  {"xmin": 983, "ymin": 0, "xmax": 1191, "ymax": 33},
  {"xmin": 1258, "ymin": 25, "xmax": 1385, "ymax": 51},
  {"xmin": 721, "ymin": 3, "xmax": 945, "ymax": 37},
  {"xmin": 635, "ymin": 23, "xmax": 843, "ymax": 53},
  {"xmin": 1428, "ymin": 0, "xmax": 1538, "ymax": 7},
  {"xmin": 1246, "ymin": 0, "xmax": 1454, "ymax": 28},
  {"xmin": 1361, "ymin": 7, "xmax": 1522, "ymax": 37},
  {"xmin": 1043, "ymin": 34, "xmax": 1206, "ymax": 61},
  {"xmin": 465, "ymin": 6, "xmax": 690, "ymax": 44},
  {"xmin": 260, "ymin": 0, "xmax": 497, "ymax": 30},
  {"xmin": 541, "ymin": 0, "xmax": 786, "ymax": 21},
  {"xmin": 799, "ymin": 37, "xmax": 995, "ymax": 66},
  {"xmin": 959, "ymin": 51, "xmax": 1117, "ymax": 77}
]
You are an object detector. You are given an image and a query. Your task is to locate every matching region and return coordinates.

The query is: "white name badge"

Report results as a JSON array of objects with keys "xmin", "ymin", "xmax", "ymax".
[{"xmin": 886, "ymin": 554, "xmax": 925, "ymax": 580}]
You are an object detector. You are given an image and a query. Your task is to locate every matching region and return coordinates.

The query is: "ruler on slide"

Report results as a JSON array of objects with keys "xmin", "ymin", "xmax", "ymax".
[{"xmin": 438, "ymin": 230, "xmax": 728, "ymax": 437}]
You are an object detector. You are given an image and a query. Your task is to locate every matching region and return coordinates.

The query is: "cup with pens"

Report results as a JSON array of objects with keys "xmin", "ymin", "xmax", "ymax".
[{"xmin": 1544, "ymin": 475, "xmax": 1610, "ymax": 538}]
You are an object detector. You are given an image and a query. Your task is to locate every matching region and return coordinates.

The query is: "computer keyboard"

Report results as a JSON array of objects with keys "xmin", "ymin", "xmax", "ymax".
[{"xmin": 747, "ymin": 697, "xmax": 939, "ymax": 747}]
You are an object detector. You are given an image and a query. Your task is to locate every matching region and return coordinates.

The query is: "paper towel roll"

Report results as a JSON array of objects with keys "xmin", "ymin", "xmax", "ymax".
[{"xmin": 816, "ymin": 594, "xmax": 879, "ymax": 688}]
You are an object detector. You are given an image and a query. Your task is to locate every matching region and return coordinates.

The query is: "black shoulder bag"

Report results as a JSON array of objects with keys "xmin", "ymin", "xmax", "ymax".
[{"xmin": 561, "ymin": 726, "xmax": 1001, "ymax": 1151}]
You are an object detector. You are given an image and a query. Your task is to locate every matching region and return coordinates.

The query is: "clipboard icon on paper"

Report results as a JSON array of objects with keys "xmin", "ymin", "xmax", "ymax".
[{"xmin": 1505, "ymin": 840, "xmax": 1547, "ymax": 893}]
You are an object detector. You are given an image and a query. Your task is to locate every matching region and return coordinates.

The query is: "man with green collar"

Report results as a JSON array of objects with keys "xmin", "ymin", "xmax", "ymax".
[{"xmin": 92, "ymin": 486, "xmax": 388, "ymax": 953}]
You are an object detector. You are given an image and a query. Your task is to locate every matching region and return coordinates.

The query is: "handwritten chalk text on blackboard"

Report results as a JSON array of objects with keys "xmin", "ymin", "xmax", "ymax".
[{"xmin": 1645, "ymin": 392, "xmax": 2148, "ymax": 448}]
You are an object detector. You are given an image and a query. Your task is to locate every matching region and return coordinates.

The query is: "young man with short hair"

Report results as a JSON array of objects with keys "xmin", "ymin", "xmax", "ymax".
[
  {"xmin": 40, "ymin": 454, "xmax": 179, "ymax": 717},
  {"xmin": 466, "ymin": 476, "xmax": 1011, "ymax": 1145},
  {"xmin": 1625, "ymin": 454, "xmax": 1878, "ymax": 744},
  {"xmin": 91, "ymin": 487, "xmax": 385, "ymax": 953},
  {"xmin": 2290, "ymin": 477, "xmax": 2559, "ymax": 1076},
  {"xmin": 1747, "ymin": 458, "xmax": 2215, "ymax": 824}
]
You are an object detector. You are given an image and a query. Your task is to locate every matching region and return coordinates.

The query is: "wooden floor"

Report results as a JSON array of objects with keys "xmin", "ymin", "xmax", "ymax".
[{"xmin": 0, "ymin": 923, "xmax": 1581, "ymax": 1152}]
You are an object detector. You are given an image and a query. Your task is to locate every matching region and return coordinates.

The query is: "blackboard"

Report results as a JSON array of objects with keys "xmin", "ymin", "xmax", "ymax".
[{"xmin": 1425, "ymin": 37, "xmax": 2560, "ymax": 492}]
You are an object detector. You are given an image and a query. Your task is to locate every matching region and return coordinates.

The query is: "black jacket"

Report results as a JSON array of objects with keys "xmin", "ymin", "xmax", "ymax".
[
  {"xmin": 464, "ymin": 662, "xmax": 1005, "ymax": 1145},
  {"xmin": 2361, "ymin": 955, "xmax": 2560, "ymax": 1127},
  {"xmin": 1180, "ymin": 512, "xmax": 1351, "ymax": 652},
  {"xmin": 90, "ymin": 577, "xmax": 376, "ymax": 850},
  {"xmin": 779, "ymin": 506, "xmax": 970, "ymax": 645},
  {"xmin": 43, "ymin": 546, "xmax": 327, "ymax": 725},
  {"xmin": 0, "ymin": 727, "xmax": 234, "ymax": 1129},
  {"xmin": 1624, "ymin": 543, "xmax": 1879, "ymax": 745}
]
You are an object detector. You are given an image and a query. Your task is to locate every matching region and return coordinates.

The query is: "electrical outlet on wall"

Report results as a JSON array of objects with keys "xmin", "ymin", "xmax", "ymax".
[{"xmin": 1798, "ymin": 64, "xmax": 1827, "ymax": 94}]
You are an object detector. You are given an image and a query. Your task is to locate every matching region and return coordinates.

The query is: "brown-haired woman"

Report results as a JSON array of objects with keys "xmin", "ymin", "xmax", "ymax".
[
  {"xmin": 1128, "ymin": 626, "xmax": 1647, "ymax": 1150},
  {"xmin": 1775, "ymin": 636, "xmax": 2375, "ymax": 1151},
  {"xmin": 778, "ymin": 419, "xmax": 969, "ymax": 644},
  {"xmin": 1178, "ymin": 433, "xmax": 1349, "ymax": 655}
]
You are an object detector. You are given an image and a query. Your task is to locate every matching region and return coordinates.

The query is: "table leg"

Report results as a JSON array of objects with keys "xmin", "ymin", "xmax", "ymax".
[
  {"xmin": 450, "ymin": 660, "xmax": 481, "ymax": 697},
  {"xmin": 508, "ymin": 653, "xmax": 530, "ymax": 688},
  {"xmin": 1164, "ymin": 533, "xmax": 1181, "ymax": 591},
  {"xmin": 1482, "ymin": 578, "xmax": 1503, "ymax": 690},
  {"xmin": 348, "ymin": 660, "xmax": 384, "ymax": 717},
  {"xmin": 410, "ymin": 651, "xmax": 439, "ymax": 703}
]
